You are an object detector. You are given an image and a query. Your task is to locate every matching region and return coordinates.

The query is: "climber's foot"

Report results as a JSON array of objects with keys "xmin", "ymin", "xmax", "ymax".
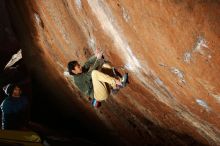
[
  {"xmin": 121, "ymin": 73, "xmax": 128, "ymax": 87},
  {"xmin": 91, "ymin": 98, "xmax": 101, "ymax": 108},
  {"xmin": 112, "ymin": 73, "xmax": 128, "ymax": 93}
]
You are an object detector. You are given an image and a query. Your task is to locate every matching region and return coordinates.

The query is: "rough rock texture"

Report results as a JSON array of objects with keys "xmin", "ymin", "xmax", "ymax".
[{"xmin": 4, "ymin": 0, "xmax": 220, "ymax": 145}]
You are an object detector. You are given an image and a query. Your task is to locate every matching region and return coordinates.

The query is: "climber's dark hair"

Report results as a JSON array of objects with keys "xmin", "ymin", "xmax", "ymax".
[
  {"xmin": 68, "ymin": 61, "xmax": 78, "ymax": 75},
  {"xmin": 3, "ymin": 83, "xmax": 20, "ymax": 96}
]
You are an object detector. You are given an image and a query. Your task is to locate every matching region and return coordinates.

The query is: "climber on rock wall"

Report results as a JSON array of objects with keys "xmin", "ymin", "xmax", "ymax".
[{"xmin": 67, "ymin": 49, "xmax": 128, "ymax": 107}]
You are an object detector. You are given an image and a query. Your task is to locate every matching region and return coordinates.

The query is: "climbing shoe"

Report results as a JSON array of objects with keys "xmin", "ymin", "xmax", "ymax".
[
  {"xmin": 111, "ymin": 73, "xmax": 128, "ymax": 94},
  {"xmin": 121, "ymin": 73, "xmax": 128, "ymax": 87},
  {"xmin": 91, "ymin": 98, "xmax": 101, "ymax": 108}
]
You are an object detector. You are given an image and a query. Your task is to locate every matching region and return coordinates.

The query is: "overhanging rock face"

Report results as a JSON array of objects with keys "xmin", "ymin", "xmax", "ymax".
[{"xmin": 6, "ymin": 0, "xmax": 220, "ymax": 145}]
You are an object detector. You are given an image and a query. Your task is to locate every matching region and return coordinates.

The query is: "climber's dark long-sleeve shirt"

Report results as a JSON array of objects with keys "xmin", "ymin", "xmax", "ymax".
[
  {"xmin": 1, "ymin": 96, "xmax": 29, "ymax": 130},
  {"xmin": 72, "ymin": 56, "xmax": 101, "ymax": 98}
]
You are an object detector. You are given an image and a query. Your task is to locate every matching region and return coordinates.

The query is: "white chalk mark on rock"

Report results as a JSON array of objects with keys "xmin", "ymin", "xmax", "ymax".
[
  {"xmin": 211, "ymin": 94, "xmax": 220, "ymax": 104},
  {"xmin": 183, "ymin": 36, "xmax": 211, "ymax": 64},
  {"xmin": 196, "ymin": 99, "xmax": 211, "ymax": 112},
  {"xmin": 170, "ymin": 67, "xmax": 185, "ymax": 83},
  {"xmin": 64, "ymin": 71, "xmax": 70, "ymax": 77},
  {"xmin": 34, "ymin": 13, "xmax": 41, "ymax": 26},
  {"xmin": 193, "ymin": 36, "xmax": 209, "ymax": 55},
  {"xmin": 154, "ymin": 77, "xmax": 164, "ymax": 86},
  {"xmin": 88, "ymin": 37, "xmax": 96, "ymax": 51},
  {"xmin": 122, "ymin": 7, "xmax": 130, "ymax": 22},
  {"xmin": 75, "ymin": 0, "xmax": 82, "ymax": 10},
  {"xmin": 183, "ymin": 52, "xmax": 192, "ymax": 63},
  {"xmin": 159, "ymin": 63, "xmax": 168, "ymax": 67},
  {"xmin": 88, "ymin": 0, "xmax": 142, "ymax": 73}
]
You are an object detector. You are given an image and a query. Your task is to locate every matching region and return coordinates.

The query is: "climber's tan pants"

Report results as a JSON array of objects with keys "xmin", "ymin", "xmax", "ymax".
[{"xmin": 91, "ymin": 64, "xmax": 116, "ymax": 101}]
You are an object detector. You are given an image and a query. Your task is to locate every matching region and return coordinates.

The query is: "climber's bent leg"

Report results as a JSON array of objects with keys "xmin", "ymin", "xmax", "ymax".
[{"xmin": 91, "ymin": 70, "xmax": 117, "ymax": 101}]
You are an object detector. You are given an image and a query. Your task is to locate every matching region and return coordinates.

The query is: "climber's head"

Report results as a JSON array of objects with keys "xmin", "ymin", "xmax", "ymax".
[
  {"xmin": 3, "ymin": 83, "xmax": 22, "ymax": 97},
  {"xmin": 68, "ymin": 61, "xmax": 82, "ymax": 75}
]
